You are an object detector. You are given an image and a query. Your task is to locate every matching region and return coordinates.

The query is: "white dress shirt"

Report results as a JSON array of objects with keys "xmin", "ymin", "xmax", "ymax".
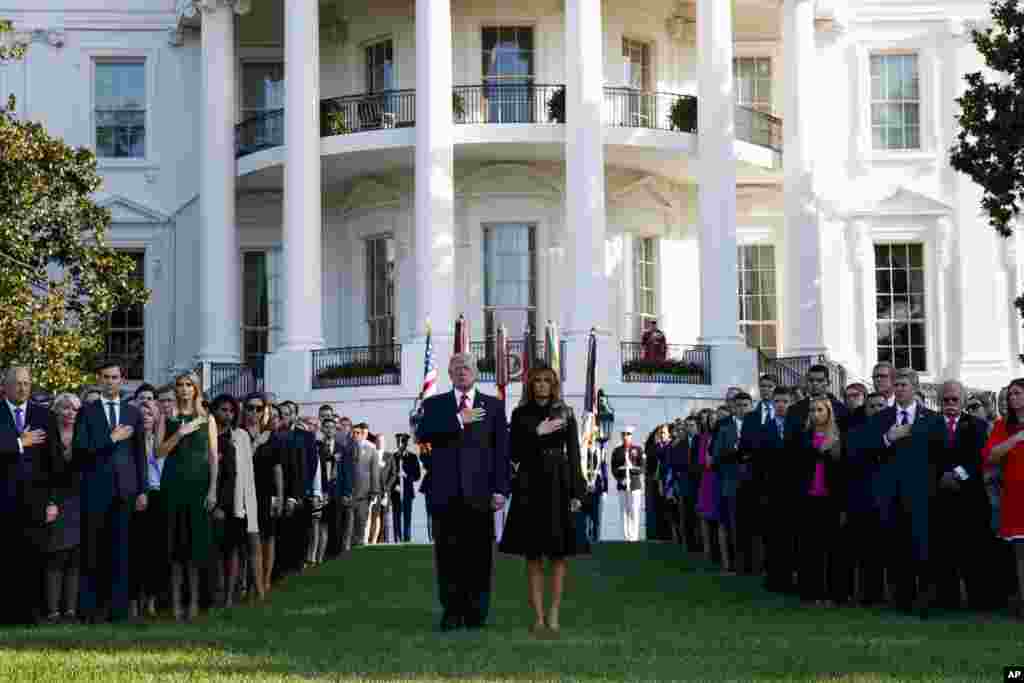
[{"xmin": 102, "ymin": 397, "xmax": 122, "ymax": 427}]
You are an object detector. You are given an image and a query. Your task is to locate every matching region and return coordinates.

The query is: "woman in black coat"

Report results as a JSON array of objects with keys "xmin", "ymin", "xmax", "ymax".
[{"xmin": 500, "ymin": 366, "xmax": 587, "ymax": 636}]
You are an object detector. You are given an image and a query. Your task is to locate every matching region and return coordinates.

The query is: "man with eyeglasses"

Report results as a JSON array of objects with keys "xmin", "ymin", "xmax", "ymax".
[
  {"xmin": 932, "ymin": 380, "xmax": 996, "ymax": 610},
  {"xmin": 871, "ymin": 362, "xmax": 896, "ymax": 407}
]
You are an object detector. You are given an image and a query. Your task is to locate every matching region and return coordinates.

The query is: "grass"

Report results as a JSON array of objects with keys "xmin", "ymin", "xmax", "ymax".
[{"xmin": 0, "ymin": 542, "xmax": 1021, "ymax": 682}]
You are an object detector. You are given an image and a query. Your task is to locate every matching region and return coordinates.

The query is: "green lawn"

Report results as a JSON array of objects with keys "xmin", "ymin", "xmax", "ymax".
[{"xmin": 1, "ymin": 542, "xmax": 1020, "ymax": 682}]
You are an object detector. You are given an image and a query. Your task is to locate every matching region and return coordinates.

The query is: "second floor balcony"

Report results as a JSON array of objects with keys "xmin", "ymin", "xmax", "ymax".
[{"xmin": 234, "ymin": 85, "xmax": 781, "ymax": 159}]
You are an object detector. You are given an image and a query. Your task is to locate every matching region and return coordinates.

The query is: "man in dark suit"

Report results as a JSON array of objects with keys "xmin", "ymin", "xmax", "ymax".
[
  {"xmin": 785, "ymin": 364, "xmax": 850, "ymax": 435},
  {"xmin": 72, "ymin": 360, "xmax": 147, "ymax": 623},
  {"xmin": 0, "ymin": 366, "xmax": 50, "ymax": 625},
  {"xmin": 713, "ymin": 392, "xmax": 753, "ymax": 574},
  {"xmin": 933, "ymin": 380, "xmax": 996, "ymax": 610},
  {"xmin": 867, "ymin": 368, "xmax": 946, "ymax": 617},
  {"xmin": 415, "ymin": 352, "xmax": 509, "ymax": 631},
  {"xmin": 275, "ymin": 402, "xmax": 312, "ymax": 576},
  {"xmin": 397, "ymin": 433, "xmax": 421, "ymax": 543},
  {"xmin": 755, "ymin": 386, "xmax": 798, "ymax": 594}
]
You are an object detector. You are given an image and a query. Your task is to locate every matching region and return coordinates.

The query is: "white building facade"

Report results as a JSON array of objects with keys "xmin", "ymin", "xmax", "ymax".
[{"xmin": 1, "ymin": 0, "xmax": 1019, "ymax": 440}]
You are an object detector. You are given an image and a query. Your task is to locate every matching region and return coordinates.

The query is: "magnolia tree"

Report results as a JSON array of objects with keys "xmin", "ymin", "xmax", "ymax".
[
  {"xmin": 0, "ymin": 20, "xmax": 149, "ymax": 391},
  {"xmin": 950, "ymin": 1, "xmax": 1024, "ymax": 360}
]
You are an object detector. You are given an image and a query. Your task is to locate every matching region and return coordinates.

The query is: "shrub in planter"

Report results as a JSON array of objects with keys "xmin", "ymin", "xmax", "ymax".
[
  {"xmin": 324, "ymin": 110, "xmax": 351, "ymax": 136},
  {"xmin": 452, "ymin": 92, "xmax": 466, "ymax": 121},
  {"xmin": 317, "ymin": 361, "xmax": 400, "ymax": 383},
  {"xmin": 669, "ymin": 96, "xmax": 697, "ymax": 133},
  {"xmin": 622, "ymin": 358, "xmax": 706, "ymax": 381}
]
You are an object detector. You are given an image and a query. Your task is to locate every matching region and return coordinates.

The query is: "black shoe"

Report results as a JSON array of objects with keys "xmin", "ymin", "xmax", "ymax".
[{"xmin": 439, "ymin": 613, "xmax": 463, "ymax": 632}]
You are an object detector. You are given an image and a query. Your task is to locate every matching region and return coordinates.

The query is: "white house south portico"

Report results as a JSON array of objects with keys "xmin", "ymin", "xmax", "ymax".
[{"xmin": 2, "ymin": 0, "xmax": 1017, "ymax": 440}]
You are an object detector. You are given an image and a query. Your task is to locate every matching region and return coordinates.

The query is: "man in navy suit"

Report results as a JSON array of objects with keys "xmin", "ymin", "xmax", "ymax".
[
  {"xmin": 397, "ymin": 433, "xmax": 421, "ymax": 543},
  {"xmin": 868, "ymin": 368, "xmax": 946, "ymax": 617},
  {"xmin": 756, "ymin": 386, "xmax": 798, "ymax": 594},
  {"xmin": 0, "ymin": 366, "xmax": 50, "ymax": 625},
  {"xmin": 72, "ymin": 360, "xmax": 147, "ymax": 623},
  {"xmin": 415, "ymin": 352, "xmax": 509, "ymax": 631}
]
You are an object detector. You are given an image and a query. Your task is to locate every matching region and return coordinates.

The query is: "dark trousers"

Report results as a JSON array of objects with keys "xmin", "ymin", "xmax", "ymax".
[
  {"xmin": 130, "ymin": 499, "xmax": 166, "ymax": 599},
  {"xmin": 764, "ymin": 497, "xmax": 797, "ymax": 592},
  {"xmin": 734, "ymin": 482, "xmax": 763, "ymax": 574},
  {"xmin": 798, "ymin": 496, "xmax": 843, "ymax": 602},
  {"xmin": 432, "ymin": 500, "xmax": 494, "ymax": 625},
  {"xmin": 0, "ymin": 525, "xmax": 39, "ymax": 625},
  {"xmin": 842, "ymin": 508, "xmax": 884, "ymax": 604},
  {"xmin": 402, "ymin": 493, "xmax": 414, "ymax": 543},
  {"xmin": 336, "ymin": 502, "xmax": 354, "ymax": 552},
  {"xmin": 80, "ymin": 498, "xmax": 133, "ymax": 621},
  {"xmin": 645, "ymin": 481, "xmax": 660, "ymax": 540},
  {"xmin": 932, "ymin": 491, "xmax": 995, "ymax": 609},
  {"xmin": 346, "ymin": 500, "xmax": 370, "ymax": 548},
  {"xmin": 390, "ymin": 491, "xmax": 403, "ymax": 542},
  {"xmin": 584, "ymin": 492, "xmax": 603, "ymax": 542},
  {"xmin": 881, "ymin": 495, "xmax": 931, "ymax": 607}
]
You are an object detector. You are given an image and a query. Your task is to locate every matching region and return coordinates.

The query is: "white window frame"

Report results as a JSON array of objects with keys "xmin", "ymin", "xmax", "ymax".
[
  {"xmin": 363, "ymin": 37, "xmax": 395, "ymax": 94},
  {"xmin": 106, "ymin": 249, "xmax": 146, "ymax": 381},
  {"xmin": 365, "ymin": 233, "xmax": 396, "ymax": 348},
  {"xmin": 869, "ymin": 53, "xmax": 921, "ymax": 152},
  {"xmin": 854, "ymin": 42, "xmax": 936, "ymax": 163},
  {"xmin": 84, "ymin": 47, "xmax": 158, "ymax": 169},
  {"xmin": 238, "ymin": 59, "xmax": 285, "ymax": 121},
  {"xmin": 733, "ymin": 56, "xmax": 774, "ymax": 114},
  {"xmin": 482, "ymin": 222, "xmax": 538, "ymax": 342},
  {"xmin": 634, "ymin": 236, "xmax": 659, "ymax": 338},
  {"xmin": 872, "ymin": 241, "xmax": 928, "ymax": 374},
  {"xmin": 241, "ymin": 249, "xmax": 272, "ymax": 366},
  {"xmin": 736, "ymin": 241, "xmax": 779, "ymax": 357}
]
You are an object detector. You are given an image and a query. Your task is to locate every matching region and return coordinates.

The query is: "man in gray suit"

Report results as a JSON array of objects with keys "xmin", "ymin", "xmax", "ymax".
[{"xmin": 345, "ymin": 423, "xmax": 380, "ymax": 548}]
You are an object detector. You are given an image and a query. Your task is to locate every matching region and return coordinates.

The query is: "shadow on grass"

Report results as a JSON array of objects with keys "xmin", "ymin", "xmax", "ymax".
[{"xmin": 0, "ymin": 542, "xmax": 1021, "ymax": 682}]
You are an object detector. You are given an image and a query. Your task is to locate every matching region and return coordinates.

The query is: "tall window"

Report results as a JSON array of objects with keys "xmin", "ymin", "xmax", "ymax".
[
  {"xmin": 635, "ymin": 237, "xmax": 658, "ymax": 337},
  {"xmin": 483, "ymin": 223, "xmax": 536, "ymax": 341},
  {"xmin": 623, "ymin": 39, "xmax": 651, "ymax": 91},
  {"xmin": 94, "ymin": 61, "xmax": 146, "ymax": 159},
  {"xmin": 366, "ymin": 236, "xmax": 395, "ymax": 348},
  {"xmin": 871, "ymin": 53, "xmax": 920, "ymax": 150},
  {"xmin": 733, "ymin": 57, "xmax": 773, "ymax": 112},
  {"xmin": 365, "ymin": 40, "xmax": 394, "ymax": 93},
  {"xmin": 875, "ymin": 243, "xmax": 926, "ymax": 372},
  {"xmin": 737, "ymin": 244, "xmax": 778, "ymax": 356},
  {"xmin": 106, "ymin": 252, "xmax": 145, "ymax": 379},
  {"xmin": 481, "ymin": 27, "xmax": 534, "ymax": 122},
  {"xmin": 242, "ymin": 251, "xmax": 270, "ymax": 366}
]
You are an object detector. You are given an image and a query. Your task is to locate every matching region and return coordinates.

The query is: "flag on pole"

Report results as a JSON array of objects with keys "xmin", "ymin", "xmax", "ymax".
[
  {"xmin": 453, "ymin": 313, "xmax": 469, "ymax": 354},
  {"xmin": 495, "ymin": 324, "xmax": 509, "ymax": 404},
  {"xmin": 544, "ymin": 320, "xmax": 561, "ymax": 376},
  {"xmin": 583, "ymin": 327, "xmax": 597, "ymax": 413},
  {"xmin": 421, "ymin": 320, "xmax": 437, "ymax": 399},
  {"xmin": 519, "ymin": 324, "xmax": 533, "ymax": 405}
]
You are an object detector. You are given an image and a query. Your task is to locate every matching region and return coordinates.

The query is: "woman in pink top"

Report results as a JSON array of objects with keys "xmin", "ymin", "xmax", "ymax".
[{"xmin": 798, "ymin": 397, "xmax": 844, "ymax": 607}]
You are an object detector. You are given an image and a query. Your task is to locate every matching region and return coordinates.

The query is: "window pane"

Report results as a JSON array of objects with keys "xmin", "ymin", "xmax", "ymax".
[
  {"xmin": 242, "ymin": 63, "xmax": 285, "ymax": 112},
  {"xmin": 875, "ymin": 270, "xmax": 891, "ymax": 294},
  {"xmin": 876, "ymin": 295, "xmax": 891, "ymax": 319}
]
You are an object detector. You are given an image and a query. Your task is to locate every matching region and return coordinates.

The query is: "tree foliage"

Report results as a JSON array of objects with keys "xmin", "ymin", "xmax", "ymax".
[{"xmin": 0, "ymin": 21, "xmax": 150, "ymax": 392}]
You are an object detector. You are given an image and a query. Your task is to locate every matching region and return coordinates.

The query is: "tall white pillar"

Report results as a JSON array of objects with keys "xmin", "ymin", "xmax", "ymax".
[
  {"xmin": 565, "ymin": 0, "xmax": 609, "ymax": 335},
  {"xmin": 781, "ymin": 0, "xmax": 825, "ymax": 355},
  {"xmin": 197, "ymin": 0, "xmax": 244, "ymax": 363},
  {"xmin": 281, "ymin": 0, "xmax": 324, "ymax": 351},
  {"xmin": 846, "ymin": 218, "xmax": 876, "ymax": 376},
  {"xmin": 696, "ymin": 0, "xmax": 740, "ymax": 346},
  {"xmin": 412, "ymin": 0, "xmax": 455, "ymax": 340}
]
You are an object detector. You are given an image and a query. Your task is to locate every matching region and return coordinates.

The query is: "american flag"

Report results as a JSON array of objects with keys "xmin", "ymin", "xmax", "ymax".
[{"xmin": 421, "ymin": 322, "xmax": 437, "ymax": 399}]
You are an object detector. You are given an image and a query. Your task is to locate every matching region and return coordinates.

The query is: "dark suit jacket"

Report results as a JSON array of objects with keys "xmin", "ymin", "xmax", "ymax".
[
  {"xmin": 72, "ymin": 398, "xmax": 146, "ymax": 506},
  {"xmin": 318, "ymin": 439, "xmax": 353, "ymax": 499},
  {"xmin": 414, "ymin": 389, "xmax": 509, "ymax": 514},
  {"xmin": 711, "ymin": 417, "xmax": 743, "ymax": 498},
  {"xmin": 868, "ymin": 403, "xmax": 946, "ymax": 504},
  {"xmin": 747, "ymin": 416, "xmax": 798, "ymax": 504},
  {"xmin": 610, "ymin": 445, "xmax": 644, "ymax": 491},
  {"xmin": 0, "ymin": 401, "xmax": 50, "ymax": 519},
  {"xmin": 934, "ymin": 413, "xmax": 990, "ymax": 519},
  {"xmin": 400, "ymin": 448, "xmax": 421, "ymax": 499},
  {"xmin": 274, "ymin": 429, "xmax": 308, "ymax": 502}
]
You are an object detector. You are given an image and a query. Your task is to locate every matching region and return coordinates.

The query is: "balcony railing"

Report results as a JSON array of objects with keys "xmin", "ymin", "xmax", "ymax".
[
  {"xmin": 235, "ymin": 109, "xmax": 284, "ymax": 158},
  {"xmin": 209, "ymin": 354, "xmax": 266, "ymax": 398},
  {"xmin": 233, "ymin": 89, "xmax": 782, "ymax": 157},
  {"xmin": 758, "ymin": 352, "xmax": 847, "ymax": 399},
  {"xmin": 453, "ymin": 83, "xmax": 565, "ymax": 125},
  {"xmin": 320, "ymin": 90, "xmax": 416, "ymax": 136},
  {"xmin": 735, "ymin": 105, "xmax": 782, "ymax": 152},
  {"xmin": 620, "ymin": 342, "xmax": 711, "ymax": 385},
  {"xmin": 603, "ymin": 88, "xmax": 696, "ymax": 133},
  {"xmin": 312, "ymin": 345, "xmax": 402, "ymax": 389},
  {"xmin": 468, "ymin": 339, "xmax": 567, "ymax": 383}
]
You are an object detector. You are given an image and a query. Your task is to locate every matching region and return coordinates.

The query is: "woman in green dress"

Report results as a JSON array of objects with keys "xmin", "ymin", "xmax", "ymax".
[{"xmin": 157, "ymin": 371, "xmax": 219, "ymax": 621}]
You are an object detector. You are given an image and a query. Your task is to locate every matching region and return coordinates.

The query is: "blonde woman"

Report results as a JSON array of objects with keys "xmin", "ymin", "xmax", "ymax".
[
  {"xmin": 157, "ymin": 372, "xmax": 218, "ymax": 621},
  {"xmin": 797, "ymin": 397, "xmax": 843, "ymax": 607}
]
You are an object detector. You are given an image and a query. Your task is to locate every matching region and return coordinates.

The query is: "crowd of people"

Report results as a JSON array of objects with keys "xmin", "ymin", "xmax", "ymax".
[
  {"xmin": 0, "ymin": 361, "xmax": 426, "ymax": 626},
  {"xmin": 620, "ymin": 362, "xmax": 1022, "ymax": 618},
  {"xmin": 3, "ymin": 353, "xmax": 1024, "ymax": 628}
]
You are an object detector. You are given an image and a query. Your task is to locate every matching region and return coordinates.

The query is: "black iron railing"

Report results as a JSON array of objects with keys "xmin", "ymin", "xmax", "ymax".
[
  {"xmin": 735, "ymin": 105, "xmax": 782, "ymax": 152},
  {"xmin": 312, "ymin": 345, "xmax": 402, "ymax": 389},
  {"xmin": 453, "ymin": 83, "xmax": 565, "ymax": 125},
  {"xmin": 758, "ymin": 353, "xmax": 847, "ymax": 399},
  {"xmin": 603, "ymin": 88, "xmax": 697, "ymax": 133},
  {"xmin": 209, "ymin": 354, "xmax": 266, "ymax": 398},
  {"xmin": 620, "ymin": 342, "xmax": 711, "ymax": 385},
  {"xmin": 235, "ymin": 109, "xmax": 284, "ymax": 158},
  {"xmin": 320, "ymin": 90, "xmax": 416, "ymax": 136},
  {"xmin": 468, "ymin": 339, "xmax": 567, "ymax": 383}
]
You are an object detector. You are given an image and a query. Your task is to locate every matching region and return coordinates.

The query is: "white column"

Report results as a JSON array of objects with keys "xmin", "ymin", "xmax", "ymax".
[
  {"xmin": 281, "ymin": 0, "xmax": 324, "ymax": 351},
  {"xmin": 781, "ymin": 0, "xmax": 825, "ymax": 355},
  {"xmin": 197, "ymin": 1, "xmax": 242, "ymax": 363},
  {"xmin": 412, "ymin": 0, "xmax": 455, "ymax": 340},
  {"xmin": 696, "ymin": 0, "xmax": 740, "ymax": 346},
  {"xmin": 846, "ymin": 218, "xmax": 876, "ymax": 376},
  {"xmin": 565, "ymin": 0, "xmax": 609, "ymax": 335},
  {"xmin": 935, "ymin": 216, "xmax": 954, "ymax": 377},
  {"xmin": 1003, "ymin": 231, "xmax": 1022, "ymax": 371}
]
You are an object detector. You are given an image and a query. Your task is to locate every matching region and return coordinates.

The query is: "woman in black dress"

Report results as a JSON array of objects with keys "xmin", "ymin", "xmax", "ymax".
[
  {"xmin": 243, "ymin": 393, "xmax": 281, "ymax": 598},
  {"xmin": 499, "ymin": 366, "xmax": 587, "ymax": 636}
]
